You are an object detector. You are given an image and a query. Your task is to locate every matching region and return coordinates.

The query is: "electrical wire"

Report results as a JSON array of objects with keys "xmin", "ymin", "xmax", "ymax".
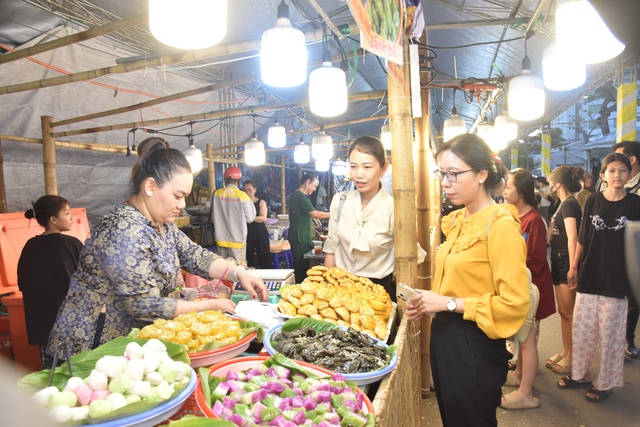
[{"xmin": 418, "ymin": 35, "xmax": 525, "ymax": 50}]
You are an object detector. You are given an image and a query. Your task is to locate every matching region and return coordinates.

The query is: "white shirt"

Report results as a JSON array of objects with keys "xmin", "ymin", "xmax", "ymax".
[{"xmin": 323, "ymin": 187, "xmax": 395, "ymax": 279}]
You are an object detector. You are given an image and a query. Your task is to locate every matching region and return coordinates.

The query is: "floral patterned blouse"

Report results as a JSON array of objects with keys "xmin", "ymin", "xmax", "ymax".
[{"xmin": 48, "ymin": 203, "xmax": 218, "ymax": 358}]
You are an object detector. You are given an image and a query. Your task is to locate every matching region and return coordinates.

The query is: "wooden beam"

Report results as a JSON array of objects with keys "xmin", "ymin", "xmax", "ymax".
[
  {"xmin": 41, "ymin": 116, "xmax": 57, "ymax": 195},
  {"xmin": 0, "ymin": 14, "xmax": 149, "ymax": 65},
  {"xmin": 52, "ymin": 90, "xmax": 386, "ymax": 138},
  {"xmin": 0, "ymin": 141, "xmax": 6, "ymax": 213},
  {"xmin": 0, "ymin": 133, "xmax": 128, "ymax": 154},
  {"xmin": 51, "ymin": 75, "xmax": 257, "ymax": 128},
  {"xmin": 285, "ymin": 115, "xmax": 388, "ymax": 135},
  {"xmin": 0, "ymin": 23, "xmax": 360, "ymax": 96}
]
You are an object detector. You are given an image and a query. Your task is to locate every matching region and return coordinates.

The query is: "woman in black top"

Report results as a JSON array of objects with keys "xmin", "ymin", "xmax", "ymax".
[
  {"xmin": 17, "ymin": 196, "xmax": 83, "ymax": 369},
  {"xmin": 243, "ymin": 180, "xmax": 273, "ymax": 269},
  {"xmin": 545, "ymin": 166, "xmax": 583, "ymax": 375},
  {"xmin": 559, "ymin": 153, "xmax": 640, "ymax": 402}
]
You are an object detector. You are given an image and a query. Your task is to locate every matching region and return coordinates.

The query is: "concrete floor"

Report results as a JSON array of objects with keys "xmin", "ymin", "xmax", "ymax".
[{"xmin": 420, "ymin": 312, "xmax": 640, "ymax": 426}]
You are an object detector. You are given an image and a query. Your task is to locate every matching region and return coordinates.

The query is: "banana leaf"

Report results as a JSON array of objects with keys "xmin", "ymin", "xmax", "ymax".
[
  {"xmin": 17, "ymin": 336, "xmax": 189, "ymax": 392},
  {"xmin": 167, "ymin": 415, "xmax": 235, "ymax": 426}
]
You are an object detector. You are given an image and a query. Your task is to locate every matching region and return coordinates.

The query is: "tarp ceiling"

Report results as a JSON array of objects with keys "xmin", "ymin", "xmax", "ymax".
[{"xmin": 0, "ymin": 0, "xmax": 638, "ymax": 224}]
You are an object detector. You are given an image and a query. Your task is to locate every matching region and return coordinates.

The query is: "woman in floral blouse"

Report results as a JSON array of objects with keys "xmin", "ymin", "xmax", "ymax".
[{"xmin": 48, "ymin": 138, "xmax": 267, "ymax": 359}]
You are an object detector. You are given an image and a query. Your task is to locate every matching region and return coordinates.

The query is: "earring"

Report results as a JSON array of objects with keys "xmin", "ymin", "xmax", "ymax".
[
  {"xmin": 146, "ymin": 191, "xmax": 152, "ymax": 197},
  {"xmin": 479, "ymin": 180, "xmax": 484, "ymax": 184}
]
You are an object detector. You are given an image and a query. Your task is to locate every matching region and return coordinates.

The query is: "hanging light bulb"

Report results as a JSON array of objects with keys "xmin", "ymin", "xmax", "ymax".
[
  {"xmin": 380, "ymin": 122, "xmax": 392, "ymax": 150},
  {"xmin": 332, "ymin": 160, "xmax": 347, "ymax": 176},
  {"xmin": 477, "ymin": 119, "xmax": 493, "ymax": 142},
  {"xmin": 149, "ymin": 0, "xmax": 227, "ymax": 50},
  {"xmin": 268, "ymin": 118, "xmax": 287, "ymax": 148},
  {"xmin": 183, "ymin": 137, "xmax": 203, "ymax": 173},
  {"xmin": 508, "ymin": 44, "xmax": 545, "ymax": 121},
  {"xmin": 245, "ymin": 132, "xmax": 266, "ymax": 166},
  {"xmin": 311, "ymin": 126, "xmax": 333, "ymax": 160},
  {"xmin": 443, "ymin": 89, "xmax": 467, "ymax": 142},
  {"xmin": 294, "ymin": 138, "xmax": 310, "ymax": 164},
  {"xmin": 555, "ymin": 0, "xmax": 625, "ymax": 65},
  {"xmin": 494, "ymin": 110, "xmax": 518, "ymax": 143},
  {"xmin": 315, "ymin": 159, "xmax": 330, "ymax": 172},
  {"xmin": 260, "ymin": 0, "xmax": 307, "ymax": 87},
  {"xmin": 542, "ymin": 42, "xmax": 586, "ymax": 91},
  {"xmin": 309, "ymin": 23, "xmax": 347, "ymax": 117}
]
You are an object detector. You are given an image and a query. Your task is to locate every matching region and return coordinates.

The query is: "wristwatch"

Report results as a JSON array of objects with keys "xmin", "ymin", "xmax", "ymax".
[{"xmin": 446, "ymin": 297, "xmax": 457, "ymax": 312}]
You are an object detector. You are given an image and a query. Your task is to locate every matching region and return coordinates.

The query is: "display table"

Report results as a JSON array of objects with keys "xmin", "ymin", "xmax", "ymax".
[{"xmin": 303, "ymin": 249, "xmax": 325, "ymax": 267}]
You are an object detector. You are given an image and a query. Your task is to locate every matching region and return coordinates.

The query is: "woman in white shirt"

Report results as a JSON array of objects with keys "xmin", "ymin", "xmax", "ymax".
[{"xmin": 323, "ymin": 136, "xmax": 396, "ymax": 301}]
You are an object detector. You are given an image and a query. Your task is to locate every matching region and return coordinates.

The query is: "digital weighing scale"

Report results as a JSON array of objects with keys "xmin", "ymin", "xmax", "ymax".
[{"xmin": 231, "ymin": 269, "xmax": 295, "ymax": 304}]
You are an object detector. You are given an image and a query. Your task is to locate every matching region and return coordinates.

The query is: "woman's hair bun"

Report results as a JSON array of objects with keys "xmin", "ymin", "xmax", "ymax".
[{"xmin": 24, "ymin": 208, "xmax": 35, "ymax": 219}]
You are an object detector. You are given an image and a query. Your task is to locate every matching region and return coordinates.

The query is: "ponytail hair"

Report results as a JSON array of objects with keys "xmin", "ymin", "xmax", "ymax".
[
  {"xmin": 435, "ymin": 134, "xmax": 507, "ymax": 194},
  {"xmin": 24, "ymin": 195, "xmax": 69, "ymax": 227},
  {"xmin": 509, "ymin": 168, "xmax": 540, "ymax": 208},
  {"xmin": 130, "ymin": 139, "xmax": 191, "ymax": 196},
  {"xmin": 549, "ymin": 165, "xmax": 583, "ymax": 193}
]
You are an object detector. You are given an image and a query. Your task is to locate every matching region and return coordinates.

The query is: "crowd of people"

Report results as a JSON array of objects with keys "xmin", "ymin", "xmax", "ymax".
[{"xmin": 15, "ymin": 133, "xmax": 640, "ymax": 425}]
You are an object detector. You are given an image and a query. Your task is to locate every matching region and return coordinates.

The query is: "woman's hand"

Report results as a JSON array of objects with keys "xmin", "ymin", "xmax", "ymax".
[
  {"xmin": 406, "ymin": 290, "xmax": 446, "ymax": 319},
  {"xmin": 210, "ymin": 298, "xmax": 237, "ymax": 313},
  {"xmin": 567, "ymin": 268, "xmax": 578, "ymax": 289},
  {"xmin": 237, "ymin": 269, "xmax": 269, "ymax": 301}
]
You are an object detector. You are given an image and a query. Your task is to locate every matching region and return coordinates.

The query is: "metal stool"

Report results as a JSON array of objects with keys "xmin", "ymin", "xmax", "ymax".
[{"xmin": 272, "ymin": 249, "xmax": 293, "ymax": 269}]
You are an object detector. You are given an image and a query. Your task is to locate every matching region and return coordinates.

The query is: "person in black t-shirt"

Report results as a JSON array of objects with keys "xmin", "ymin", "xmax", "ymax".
[
  {"xmin": 17, "ymin": 196, "xmax": 84, "ymax": 369},
  {"xmin": 558, "ymin": 153, "xmax": 640, "ymax": 402},
  {"xmin": 545, "ymin": 166, "xmax": 583, "ymax": 375}
]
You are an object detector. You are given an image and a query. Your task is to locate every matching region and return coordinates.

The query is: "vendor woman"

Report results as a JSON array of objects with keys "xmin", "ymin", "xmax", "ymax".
[
  {"xmin": 322, "ymin": 136, "xmax": 396, "ymax": 301},
  {"xmin": 48, "ymin": 138, "xmax": 267, "ymax": 359}
]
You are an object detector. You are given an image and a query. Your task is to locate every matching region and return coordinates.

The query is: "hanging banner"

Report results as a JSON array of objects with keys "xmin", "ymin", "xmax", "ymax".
[
  {"xmin": 616, "ymin": 81, "xmax": 637, "ymax": 142},
  {"xmin": 541, "ymin": 132, "xmax": 551, "ymax": 176},
  {"xmin": 511, "ymin": 147, "xmax": 518, "ymax": 169},
  {"xmin": 347, "ymin": 0, "xmax": 404, "ymax": 65}
]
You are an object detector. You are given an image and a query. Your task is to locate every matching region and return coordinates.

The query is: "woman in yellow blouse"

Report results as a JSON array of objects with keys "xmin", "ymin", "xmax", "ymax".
[{"xmin": 407, "ymin": 134, "xmax": 530, "ymax": 427}]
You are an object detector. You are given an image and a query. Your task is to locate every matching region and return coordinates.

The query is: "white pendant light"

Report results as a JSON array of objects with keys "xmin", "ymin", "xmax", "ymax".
[
  {"xmin": 380, "ymin": 123, "xmax": 392, "ymax": 150},
  {"xmin": 443, "ymin": 106, "xmax": 467, "ymax": 142},
  {"xmin": 268, "ymin": 118, "xmax": 287, "ymax": 148},
  {"xmin": 311, "ymin": 126, "xmax": 333, "ymax": 160},
  {"xmin": 508, "ymin": 51, "xmax": 545, "ymax": 122},
  {"xmin": 294, "ymin": 138, "xmax": 310, "ymax": 164},
  {"xmin": 309, "ymin": 24, "xmax": 347, "ymax": 118},
  {"xmin": 149, "ymin": 0, "xmax": 227, "ymax": 50},
  {"xmin": 309, "ymin": 59, "xmax": 347, "ymax": 117},
  {"xmin": 245, "ymin": 132, "xmax": 266, "ymax": 166},
  {"xmin": 556, "ymin": 0, "xmax": 625, "ymax": 65},
  {"xmin": 315, "ymin": 159, "xmax": 330, "ymax": 172},
  {"xmin": 260, "ymin": 0, "xmax": 307, "ymax": 87},
  {"xmin": 494, "ymin": 110, "xmax": 518, "ymax": 143},
  {"xmin": 477, "ymin": 119, "xmax": 493, "ymax": 142},
  {"xmin": 332, "ymin": 160, "xmax": 347, "ymax": 176},
  {"xmin": 183, "ymin": 138, "xmax": 203, "ymax": 174},
  {"xmin": 542, "ymin": 42, "xmax": 586, "ymax": 91}
]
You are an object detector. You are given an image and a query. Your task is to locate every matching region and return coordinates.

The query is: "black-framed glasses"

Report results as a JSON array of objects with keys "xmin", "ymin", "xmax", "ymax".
[{"xmin": 433, "ymin": 169, "xmax": 475, "ymax": 182}]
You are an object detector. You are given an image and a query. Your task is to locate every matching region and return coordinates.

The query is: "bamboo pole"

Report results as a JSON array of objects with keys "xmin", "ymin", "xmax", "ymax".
[
  {"xmin": 52, "ymin": 76, "xmax": 257, "ymax": 128},
  {"xmin": 0, "ymin": 23, "xmax": 360, "ymax": 96},
  {"xmin": 0, "ymin": 14, "xmax": 149, "ymax": 65},
  {"xmin": 415, "ymin": 33, "xmax": 433, "ymax": 398},
  {"xmin": 54, "ymin": 90, "xmax": 387, "ymax": 139},
  {"xmin": 41, "ymin": 116, "xmax": 57, "ymax": 195},
  {"xmin": 285, "ymin": 115, "xmax": 388, "ymax": 136},
  {"xmin": 207, "ymin": 143, "xmax": 215, "ymax": 192},
  {"xmin": 0, "ymin": 133, "xmax": 128, "ymax": 153},
  {"xmin": 385, "ymin": 44, "xmax": 421, "ymax": 425},
  {"xmin": 281, "ymin": 156, "xmax": 286, "ymax": 214},
  {"xmin": 0, "ymin": 141, "xmax": 7, "ymax": 213}
]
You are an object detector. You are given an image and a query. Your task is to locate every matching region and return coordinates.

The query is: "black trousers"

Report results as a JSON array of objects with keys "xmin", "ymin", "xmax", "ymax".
[
  {"xmin": 246, "ymin": 224, "xmax": 273, "ymax": 269},
  {"xmin": 431, "ymin": 312, "xmax": 509, "ymax": 427},
  {"xmin": 628, "ymin": 294, "xmax": 638, "ymax": 342}
]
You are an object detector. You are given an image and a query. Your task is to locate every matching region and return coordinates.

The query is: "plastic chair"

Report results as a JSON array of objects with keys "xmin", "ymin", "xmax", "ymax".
[{"xmin": 272, "ymin": 249, "xmax": 293, "ymax": 269}]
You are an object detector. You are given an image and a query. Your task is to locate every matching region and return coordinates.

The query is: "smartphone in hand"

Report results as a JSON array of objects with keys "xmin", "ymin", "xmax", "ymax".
[{"xmin": 397, "ymin": 282, "xmax": 418, "ymax": 302}]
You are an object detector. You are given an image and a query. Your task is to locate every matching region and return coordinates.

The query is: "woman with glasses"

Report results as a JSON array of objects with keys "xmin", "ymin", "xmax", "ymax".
[
  {"xmin": 545, "ymin": 165, "xmax": 583, "ymax": 375},
  {"xmin": 407, "ymin": 134, "xmax": 530, "ymax": 427}
]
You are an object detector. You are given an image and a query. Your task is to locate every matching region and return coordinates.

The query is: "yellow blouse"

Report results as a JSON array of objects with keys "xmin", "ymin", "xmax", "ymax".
[{"xmin": 434, "ymin": 204, "xmax": 530, "ymax": 339}]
